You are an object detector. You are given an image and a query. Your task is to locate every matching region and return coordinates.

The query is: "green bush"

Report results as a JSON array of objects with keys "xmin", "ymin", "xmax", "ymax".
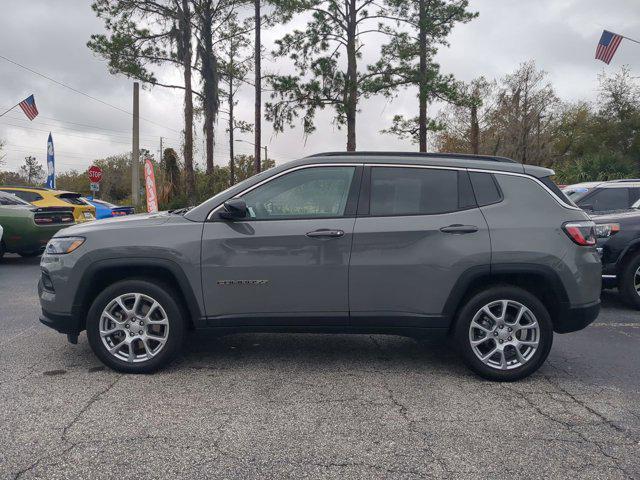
[{"xmin": 554, "ymin": 152, "xmax": 638, "ymax": 184}]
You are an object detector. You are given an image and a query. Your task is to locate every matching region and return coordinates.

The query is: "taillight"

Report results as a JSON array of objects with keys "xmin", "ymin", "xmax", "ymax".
[
  {"xmin": 112, "ymin": 211, "xmax": 126, "ymax": 216},
  {"xmin": 34, "ymin": 216, "xmax": 53, "ymax": 225},
  {"xmin": 595, "ymin": 223, "xmax": 620, "ymax": 238},
  {"xmin": 563, "ymin": 221, "xmax": 596, "ymax": 246}
]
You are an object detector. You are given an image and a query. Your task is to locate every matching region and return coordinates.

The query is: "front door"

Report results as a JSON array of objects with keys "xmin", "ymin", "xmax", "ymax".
[
  {"xmin": 201, "ymin": 165, "xmax": 362, "ymax": 326},
  {"xmin": 349, "ymin": 165, "xmax": 491, "ymax": 327}
]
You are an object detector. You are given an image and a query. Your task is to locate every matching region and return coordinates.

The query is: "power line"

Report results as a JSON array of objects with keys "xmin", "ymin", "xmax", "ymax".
[
  {"xmin": 1, "ymin": 111, "xmax": 180, "ymax": 142},
  {"xmin": 0, "ymin": 121, "xmax": 157, "ymax": 147},
  {"xmin": 0, "ymin": 52, "xmax": 180, "ymax": 134}
]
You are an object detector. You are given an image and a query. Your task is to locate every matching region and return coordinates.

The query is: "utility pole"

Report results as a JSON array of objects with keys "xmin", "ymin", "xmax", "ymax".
[
  {"xmin": 132, "ymin": 82, "xmax": 140, "ymax": 208},
  {"xmin": 159, "ymin": 136, "xmax": 163, "ymax": 162},
  {"xmin": 254, "ymin": 0, "xmax": 261, "ymax": 175},
  {"xmin": 235, "ymin": 139, "xmax": 268, "ymax": 173}
]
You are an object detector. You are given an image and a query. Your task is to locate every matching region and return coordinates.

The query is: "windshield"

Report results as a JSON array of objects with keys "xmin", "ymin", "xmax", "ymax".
[
  {"xmin": 93, "ymin": 199, "xmax": 117, "ymax": 208},
  {"xmin": 562, "ymin": 186, "xmax": 592, "ymax": 202},
  {"xmin": 0, "ymin": 191, "xmax": 31, "ymax": 206}
]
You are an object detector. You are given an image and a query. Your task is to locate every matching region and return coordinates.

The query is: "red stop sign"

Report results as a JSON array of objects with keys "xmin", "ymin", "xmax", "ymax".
[{"xmin": 88, "ymin": 165, "xmax": 103, "ymax": 183}]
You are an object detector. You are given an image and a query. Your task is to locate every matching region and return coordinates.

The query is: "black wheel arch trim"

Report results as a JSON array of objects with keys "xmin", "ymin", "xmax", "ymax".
[
  {"xmin": 443, "ymin": 263, "xmax": 570, "ymax": 320},
  {"xmin": 72, "ymin": 257, "xmax": 203, "ymax": 327},
  {"xmin": 614, "ymin": 237, "xmax": 640, "ymax": 270}
]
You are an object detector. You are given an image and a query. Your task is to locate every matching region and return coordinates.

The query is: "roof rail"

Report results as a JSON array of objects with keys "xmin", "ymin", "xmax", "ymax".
[
  {"xmin": 305, "ymin": 151, "xmax": 518, "ymax": 163},
  {"xmin": 609, "ymin": 178, "xmax": 640, "ymax": 183}
]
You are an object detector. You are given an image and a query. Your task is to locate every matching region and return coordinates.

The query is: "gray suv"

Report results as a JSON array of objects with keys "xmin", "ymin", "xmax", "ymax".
[{"xmin": 38, "ymin": 152, "xmax": 601, "ymax": 381}]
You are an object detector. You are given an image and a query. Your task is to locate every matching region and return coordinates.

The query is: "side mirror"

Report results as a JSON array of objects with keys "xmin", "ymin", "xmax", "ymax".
[{"xmin": 218, "ymin": 198, "xmax": 247, "ymax": 220}]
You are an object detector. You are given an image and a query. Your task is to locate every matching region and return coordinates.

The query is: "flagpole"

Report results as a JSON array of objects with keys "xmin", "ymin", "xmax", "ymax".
[
  {"xmin": 622, "ymin": 35, "xmax": 640, "ymax": 45},
  {"xmin": 0, "ymin": 101, "xmax": 21, "ymax": 118}
]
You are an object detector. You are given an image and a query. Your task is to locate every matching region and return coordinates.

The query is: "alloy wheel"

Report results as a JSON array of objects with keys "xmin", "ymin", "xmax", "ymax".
[
  {"xmin": 468, "ymin": 299, "xmax": 540, "ymax": 370},
  {"xmin": 99, "ymin": 293, "xmax": 170, "ymax": 363},
  {"xmin": 634, "ymin": 266, "xmax": 640, "ymax": 296}
]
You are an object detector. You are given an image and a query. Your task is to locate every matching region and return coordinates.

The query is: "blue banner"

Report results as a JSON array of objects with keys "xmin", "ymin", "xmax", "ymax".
[{"xmin": 46, "ymin": 132, "xmax": 55, "ymax": 189}]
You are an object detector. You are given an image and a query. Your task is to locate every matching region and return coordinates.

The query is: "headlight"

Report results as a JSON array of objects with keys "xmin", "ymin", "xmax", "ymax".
[
  {"xmin": 595, "ymin": 223, "xmax": 620, "ymax": 238},
  {"xmin": 45, "ymin": 237, "xmax": 85, "ymax": 255}
]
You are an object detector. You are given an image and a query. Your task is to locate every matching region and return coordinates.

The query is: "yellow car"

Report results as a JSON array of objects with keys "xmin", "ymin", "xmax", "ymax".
[{"xmin": 0, "ymin": 187, "xmax": 96, "ymax": 223}]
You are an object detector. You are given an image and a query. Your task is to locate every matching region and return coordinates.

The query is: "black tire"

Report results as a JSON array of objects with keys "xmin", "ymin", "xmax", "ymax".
[
  {"xmin": 86, "ymin": 279, "xmax": 185, "ymax": 373},
  {"xmin": 0, "ymin": 241, "xmax": 5, "ymax": 260},
  {"xmin": 619, "ymin": 252, "xmax": 640, "ymax": 310},
  {"xmin": 454, "ymin": 286, "xmax": 553, "ymax": 382},
  {"xmin": 18, "ymin": 250, "xmax": 41, "ymax": 258}
]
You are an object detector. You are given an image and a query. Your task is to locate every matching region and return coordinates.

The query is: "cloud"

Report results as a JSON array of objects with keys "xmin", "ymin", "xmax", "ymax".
[{"xmin": 0, "ymin": 0, "xmax": 638, "ymax": 173}]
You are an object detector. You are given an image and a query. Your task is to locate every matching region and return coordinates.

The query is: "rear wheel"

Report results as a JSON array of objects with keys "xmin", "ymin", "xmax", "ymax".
[
  {"xmin": 454, "ymin": 286, "xmax": 553, "ymax": 381},
  {"xmin": 86, "ymin": 279, "xmax": 185, "ymax": 373},
  {"xmin": 619, "ymin": 251, "xmax": 640, "ymax": 310}
]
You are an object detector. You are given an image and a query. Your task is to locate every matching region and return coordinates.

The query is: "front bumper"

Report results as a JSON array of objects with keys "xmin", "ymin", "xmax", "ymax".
[
  {"xmin": 39, "ymin": 309, "xmax": 79, "ymax": 335},
  {"xmin": 554, "ymin": 300, "xmax": 600, "ymax": 333}
]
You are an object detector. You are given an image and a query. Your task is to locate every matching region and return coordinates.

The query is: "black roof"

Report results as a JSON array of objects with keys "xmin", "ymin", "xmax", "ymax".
[{"xmin": 306, "ymin": 151, "xmax": 518, "ymax": 164}]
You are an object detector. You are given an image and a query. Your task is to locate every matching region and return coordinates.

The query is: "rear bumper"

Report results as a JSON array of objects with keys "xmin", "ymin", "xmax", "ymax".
[{"xmin": 554, "ymin": 300, "xmax": 600, "ymax": 333}]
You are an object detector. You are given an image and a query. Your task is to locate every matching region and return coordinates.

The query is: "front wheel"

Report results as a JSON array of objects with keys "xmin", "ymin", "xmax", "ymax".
[
  {"xmin": 454, "ymin": 286, "xmax": 553, "ymax": 381},
  {"xmin": 86, "ymin": 279, "xmax": 185, "ymax": 373}
]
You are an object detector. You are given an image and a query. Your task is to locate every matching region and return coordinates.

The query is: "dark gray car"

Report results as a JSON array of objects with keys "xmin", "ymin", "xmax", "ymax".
[{"xmin": 38, "ymin": 152, "xmax": 601, "ymax": 381}]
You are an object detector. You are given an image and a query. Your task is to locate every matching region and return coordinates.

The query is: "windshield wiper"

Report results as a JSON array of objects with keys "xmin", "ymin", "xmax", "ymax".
[{"xmin": 168, "ymin": 206, "xmax": 193, "ymax": 215}]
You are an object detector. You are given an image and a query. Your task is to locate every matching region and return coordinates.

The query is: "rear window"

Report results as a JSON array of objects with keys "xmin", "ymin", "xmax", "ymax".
[
  {"xmin": 370, "ymin": 167, "xmax": 470, "ymax": 216},
  {"xmin": 57, "ymin": 193, "xmax": 86, "ymax": 206},
  {"xmin": 540, "ymin": 177, "xmax": 574, "ymax": 205},
  {"xmin": 0, "ymin": 191, "xmax": 30, "ymax": 206},
  {"xmin": 1, "ymin": 190, "xmax": 43, "ymax": 202},
  {"xmin": 469, "ymin": 172, "xmax": 502, "ymax": 206}
]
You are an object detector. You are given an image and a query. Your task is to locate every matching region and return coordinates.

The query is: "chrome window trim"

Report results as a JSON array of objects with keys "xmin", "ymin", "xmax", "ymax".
[
  {"xmin": 207, "ymin": 163, "xmax": 363, "ymax": 220},
  {"xmin": 362, "ymin": 163, "xmax": 581, "ymax": 211},
  {"xmin": 206, "ymin": 161, "xmax": 581, "ymax": 220},
  {"xmin": 466, "ymin": 167, "xmax": 582, "ymax": 211}
]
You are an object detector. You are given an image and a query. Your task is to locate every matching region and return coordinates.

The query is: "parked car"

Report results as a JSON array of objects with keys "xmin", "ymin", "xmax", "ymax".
[
  {"xmin": 83, "ymin": 197, "xmax": 134, "ymax": 220},
  {"xmin": 592, "ymin": 208, "xmax": 640, "ymax": 308},
  {"xmin": 0, "ymin": 186, "xmax": 96, "ymax": 223},
  {"xmin": 38, "ymin": 152, "xmax": 601, "ymax": 381},
  {"xmin": 563, "ymin": 179, "xmax": 640, "ymax": 213},
  {"xmin": 0, "ymin": 191, "xmax": 75, "ymax": 258}
]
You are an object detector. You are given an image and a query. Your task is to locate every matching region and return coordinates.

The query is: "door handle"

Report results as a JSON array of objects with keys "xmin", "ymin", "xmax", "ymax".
[
  {"xmin": 306, "ymin": 229, "xmax": 345, "ymax": 238},
  {"xmin": 440, "ymin": 224, "xmax": 478, "ymax": 234}
]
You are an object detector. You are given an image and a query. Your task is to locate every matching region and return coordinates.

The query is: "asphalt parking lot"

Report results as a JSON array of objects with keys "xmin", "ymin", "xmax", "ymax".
[{"xmin": 1, "ymin": 255, "xmax": 639, "ymax": 480}]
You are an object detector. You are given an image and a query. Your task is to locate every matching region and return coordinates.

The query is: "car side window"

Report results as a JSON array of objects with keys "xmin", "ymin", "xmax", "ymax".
[
  {"xmin": 470, "ymin": 172, "xmax": 502, "ymax": 206},
  {"xmin": 241, "ymin": 166, "xmax": 356, "ymax": 220},
  {"xmin": 581, "ymin": 188, "xmax": 629, "ymax": 211},
  {"xmin": 369, "ymin": 167, "xmax": 464, "ymax": 216},
  {"xmin": 4, "ymin": 190, "xmax": 43, "ymax": 203}
]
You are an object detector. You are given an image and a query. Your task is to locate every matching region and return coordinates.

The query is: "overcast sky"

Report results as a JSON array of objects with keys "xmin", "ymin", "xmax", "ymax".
[{"xmin": 0, "ymin": 0, "xmax": 638, "ymax": 173}]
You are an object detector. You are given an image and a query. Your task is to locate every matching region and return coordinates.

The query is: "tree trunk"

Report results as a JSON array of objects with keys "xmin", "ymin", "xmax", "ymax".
[
  {"xmin": 254, "ymin": 0, "xmax": 261, "ymax": 174},
  {"xmin": 229, "ymin": 78, "xmax": 235, "ymax": 186},
  {"xmin": 470, "ymin": 103, "xmax": 479, "ymax": 154},
  {"xmin": 180, "ymin": 0, "xmax": 196, "ymax": 203},
  {"xmin": 418, "ymin": 0, "xmax": 427, "ymax": 152},
  {"xmin": 345, "ymin": 0, "xmax": 357, "ymax": 151},
  {"xmin": 202, "ymin": 3, "xmax": 215, "ymax": 174}
]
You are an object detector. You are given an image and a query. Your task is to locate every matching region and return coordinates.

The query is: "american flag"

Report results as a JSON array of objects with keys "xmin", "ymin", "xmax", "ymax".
[
  {"xmin": 18, "ymin": 94, "xmax": 39, "ymax": 121},
  {"xmin": 595, "ymin": 30, "xmax": 623, "ymax": 64}
]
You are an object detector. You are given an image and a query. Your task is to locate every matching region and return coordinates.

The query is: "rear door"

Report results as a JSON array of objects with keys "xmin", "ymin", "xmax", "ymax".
[
  {"xmin": 200, "ymin": 164, "xmax": 362, "ymax": 325},
  {"xmin": 349, "ymin": 165, "xmax": 490, "ymax": 327}
]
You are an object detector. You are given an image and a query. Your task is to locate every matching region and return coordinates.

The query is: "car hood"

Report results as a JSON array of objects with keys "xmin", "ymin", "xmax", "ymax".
[
  {"xmin": 55, "ymin": 211, "xmax": 175, "ymax": 236},
  {"xmin": 590, "ymin": 209, "xmax": 640, "ymax": 223}
]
